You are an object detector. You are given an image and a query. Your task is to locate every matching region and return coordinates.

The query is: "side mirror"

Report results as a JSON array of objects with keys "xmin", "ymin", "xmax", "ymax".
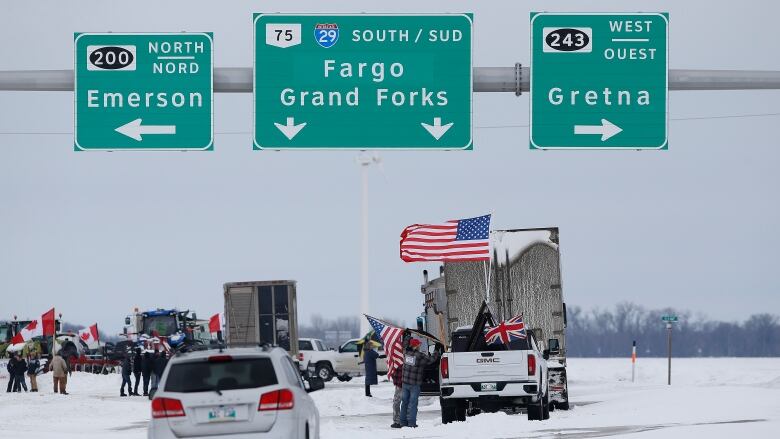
[
  {"xmin": 306, "ymin": 377, "xmax": 325, "ymax": 393},
  {"xmin": 547, "ymin": 338, "xmax": 560, "ymax": 354},
  {"xmin": 338, "ymin": 347, "xmax": 343, "ymax": 353},
  {"xmin": 125, "ymin": 317, "xmax": 131, "ymax": 326},
  {"xmin": 148, "ymin": 388, "xmax": 157, "ymax": 400},
  {"xmin": 542, "ymin": 349, "xmax": 550, "ymax": 360},
  {"xmin": 329, "ymin": 348, "xmax": 335, "ymax": 351}
]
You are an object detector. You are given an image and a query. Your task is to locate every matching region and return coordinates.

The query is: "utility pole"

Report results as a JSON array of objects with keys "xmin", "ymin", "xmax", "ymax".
[
  {"xmin": 667, "ymin": 322, "xmax": 672, "ymax": 385},
  {"xmin": 356, "ymin": 153, "xmax": 381, "ymax": 336}
]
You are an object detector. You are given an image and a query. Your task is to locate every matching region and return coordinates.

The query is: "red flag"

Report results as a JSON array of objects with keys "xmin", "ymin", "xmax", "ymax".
[
  {"xmin": 42, "ymin": 308, "xmax": 55, "ymax": 336},
  {"xmin": 208, "ymin": 314, "xmax": 221, "ymax": 333}
]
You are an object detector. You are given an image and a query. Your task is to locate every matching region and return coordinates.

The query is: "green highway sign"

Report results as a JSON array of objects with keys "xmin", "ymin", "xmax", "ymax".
[
  {"xmin": 530, "ymin": 13, "xmax": 668, "ymax": 150},
  {"xmin": 662, "ymin": 315, "xmax": 678, "ymax": 322},
  {"xmin": 253, "ymin": 14, "xmax": 473, "ymax": 150},
  {"xmin": 74, "ymin": 33, "xmax": 213, "ymax": 151}
]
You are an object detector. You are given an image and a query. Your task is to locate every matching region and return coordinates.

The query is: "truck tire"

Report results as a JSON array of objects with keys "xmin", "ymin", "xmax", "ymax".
[
  {"xmin": 315, "ymin": 363, "xmax": 334, "ymax": 382},
  {"xmin": 455, "ymin": 402, "xmax": 467, "ymax": 421},
  {"xmin": 440, "ymin": 398, "xmax": 455, "ymax": 424}
]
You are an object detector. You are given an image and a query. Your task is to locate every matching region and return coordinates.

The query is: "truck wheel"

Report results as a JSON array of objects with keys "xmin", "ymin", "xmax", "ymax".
[
  {"xmin": 440, "ymin": 398, "xmax": 456, "ymax": 424},
  {"xmin": 455, "ymin": 402, "xmax": 467, "ymax": 421},
  {"xmin": 315, "ymin": 364, "xmax": 334, "ymax": 382}
]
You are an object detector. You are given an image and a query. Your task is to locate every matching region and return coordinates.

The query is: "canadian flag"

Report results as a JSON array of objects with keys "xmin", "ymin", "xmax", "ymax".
[
  {"xmin": 208, "ymin": 313, "xmax": 223, "ymax": 334},
  {"xmin": 79, "ymin": 323, "xmax": 100, "ymax": 348},
  {"xmin": 10, "ymin": 319, "xmax": 43, "ymax": 344}
]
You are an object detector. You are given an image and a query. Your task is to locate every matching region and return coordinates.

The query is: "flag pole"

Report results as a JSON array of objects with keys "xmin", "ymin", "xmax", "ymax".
[{"xmin": 484, "ymin": 211, "xmax": 494, "ymax": 303}]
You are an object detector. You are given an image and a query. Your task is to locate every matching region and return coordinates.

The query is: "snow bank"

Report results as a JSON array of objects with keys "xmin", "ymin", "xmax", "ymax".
[{"xmin": 1, "ymin": 358, "xmax": 779, "ymax": 438}]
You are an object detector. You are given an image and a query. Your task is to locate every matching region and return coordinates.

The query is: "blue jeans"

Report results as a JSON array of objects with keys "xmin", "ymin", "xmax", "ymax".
[
  {"xmin": 399, "ymin": 384, "xmax": 421, "ymax": 426},
  {"xmin": 121, "ymin": 374, "xmax": 132, "ymax": 394}
]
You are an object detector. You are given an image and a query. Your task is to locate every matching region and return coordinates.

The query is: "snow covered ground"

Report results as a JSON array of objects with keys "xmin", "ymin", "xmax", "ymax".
[{"xmin": 1, "ymin": 358, "xmax": 779, "ymax": 438}]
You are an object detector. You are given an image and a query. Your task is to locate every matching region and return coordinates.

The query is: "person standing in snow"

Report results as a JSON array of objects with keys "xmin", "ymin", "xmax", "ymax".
[
  {"xmin": 120, "ymin": 351, "xmax": 133, "ymax": 397},
  {"xmin": 6, "ymin": 355, "xmax": 18, "ymax": 392},
  {"xmin": 27, "ymin": 353, "xmax": 40, "ymax": 392},
  {"xmin": 361, "ymin": 342, "xmax": 379, "ymax": 397},
  {"xmin": 390, "ymin": 362, "xmax": 404, "ymax": 428},
  {"xmin": 151, "ymin": 351, "xmax": 168, "ymax": 394},
  {"xmin": 13, "ymin": 353, "xmax": 28, "ymax": 392},
  {"xmin": 132, "ymin": 348, "xmax": 142, "ymax": 396},
  {"xmin": 399, "ymin": 338, "xmax": 438, "ymax": 428},
  {"xmin": 141, "ymin": 351, "xmax": 153, "ymax": 396},
  {"xmin": 49, "ymin": 352, "xmax": 69, "ymax": 395}
]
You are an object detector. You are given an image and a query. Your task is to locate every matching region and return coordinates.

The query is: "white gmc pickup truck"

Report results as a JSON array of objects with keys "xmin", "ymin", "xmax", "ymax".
[{"xmin": 439, "ymin": 325, "xmax": 550, "ymax": 422}]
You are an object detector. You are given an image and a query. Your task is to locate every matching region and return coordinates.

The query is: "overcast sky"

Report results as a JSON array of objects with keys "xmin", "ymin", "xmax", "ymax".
[{"xmin": 2, "ymin": 0, "xmax": 779, "ymax": 333}]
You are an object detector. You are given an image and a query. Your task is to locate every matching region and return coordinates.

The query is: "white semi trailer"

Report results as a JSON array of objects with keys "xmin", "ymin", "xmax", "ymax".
[{"xmin": 421, "ymin": 227, "xmax": 570, "ymax": 410}]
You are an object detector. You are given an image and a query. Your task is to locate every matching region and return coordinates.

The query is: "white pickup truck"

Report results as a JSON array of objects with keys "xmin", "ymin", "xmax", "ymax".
[
  {"xmin": 297, "ymin": 338, "xmax": 387, "ymax": 382},
  {"xmin": 439, "ymin": 325, "xmax": 550, "ymax": 422}
]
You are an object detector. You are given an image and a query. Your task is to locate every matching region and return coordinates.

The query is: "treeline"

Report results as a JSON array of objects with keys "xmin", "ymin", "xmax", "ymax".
[{"xmin": 566, "ymin": 302, "xmax": 780, "ymax": 357}]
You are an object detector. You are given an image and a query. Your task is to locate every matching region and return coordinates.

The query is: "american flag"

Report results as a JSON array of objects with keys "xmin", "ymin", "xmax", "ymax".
[
  {"xmin": 365, "ymin": 315, "xmax": 404, "ymax": 377},
  {"xmin": 485, "ymin": 314, "xmax": 527, "ymax": 345},
  {"xmin": 400, "ymin": 214, "xmax": 491, "ymax": 262}
]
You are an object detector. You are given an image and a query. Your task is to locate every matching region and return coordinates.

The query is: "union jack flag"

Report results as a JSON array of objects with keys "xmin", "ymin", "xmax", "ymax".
[
  {"xmin": 485, "ymin": 315, "xmax": 526, "ymax": 345},
  {"xmin": 365, "ymin": 315, "xmax": 404, "ymax": 377}
]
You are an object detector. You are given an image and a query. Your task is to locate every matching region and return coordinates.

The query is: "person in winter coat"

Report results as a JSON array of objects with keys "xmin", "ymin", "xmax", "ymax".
[
  {"xmin": 49, "ymin": 353, "xmax": 69, "ymax": 394},
  {"xmin": 150, "ymin": 351, "xmax": 168, "ymax": 393},
  {"xmin": 120, "ymin": 352, "xmax": 133, "ymax": 397},
  {"xmin": 27, "ymin": 353, "xmax": 40, "ymax": 392},
  {"xmin": 5, "ymin": 355, "xmax": 17, "ymax": 393},
  {"xmin": 390, "ymin": 363, "xmax": 405, "ymax": 428},
  {"xmin": 132, "ymin": 348, "xmax": 142, "ymax": 396},
  {"xmin": 399, "ymin": 338, "xmax": 438, "ymax": 428},
  {"xmin": 361, "ymin": 342, "xmax": 379, "ymax": 397},
  {"xmin": 13, "ymin": 354, "xmax": 28, "ymax": 392},
  {"xmin": 141, "ymin": 351, "xmax": 153, "ymax": 396}
]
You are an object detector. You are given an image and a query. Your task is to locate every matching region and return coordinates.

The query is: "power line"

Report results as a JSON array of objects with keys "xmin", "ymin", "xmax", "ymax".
[{"xmin": 1, "ymin": 112, "xmax": 780, "ymax": 136}]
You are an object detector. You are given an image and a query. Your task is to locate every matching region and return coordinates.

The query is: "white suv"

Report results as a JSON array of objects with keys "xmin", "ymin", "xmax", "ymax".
[{"xmin": 148, "ymin": 347, "xmax": 322, "ymax": 439}]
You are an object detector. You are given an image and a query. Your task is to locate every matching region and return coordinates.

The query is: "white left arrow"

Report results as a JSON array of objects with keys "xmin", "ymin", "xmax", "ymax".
[
  {"xmin": 274, "ymin": 117, "xmax": 307, "ymax": 140},
  {"xmin": 115, "ymin": 118, "xmax": 176, "ymax": 141}
]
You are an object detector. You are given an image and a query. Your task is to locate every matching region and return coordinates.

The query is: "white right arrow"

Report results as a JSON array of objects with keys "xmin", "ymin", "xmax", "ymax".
[
  {"xmin": 421, "ymin": 117, "xmax": 454, "ymax": 140},
  {"xmin": 574, "ymin": 119, "xmax": 623, "ymax": 141},
  {"xmin": 274, "ymin": 117, "xmax": 307, "ymax": 140}
]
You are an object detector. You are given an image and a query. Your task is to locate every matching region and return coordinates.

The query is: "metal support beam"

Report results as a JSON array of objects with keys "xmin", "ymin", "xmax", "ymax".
[{"xmin": 2, "ymin": 67, "xmax": 780, "ymax": 93}]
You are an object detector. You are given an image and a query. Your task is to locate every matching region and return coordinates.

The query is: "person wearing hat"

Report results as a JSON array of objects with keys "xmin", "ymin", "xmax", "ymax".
[{"xmin": 399, "ymin": 337, "xmax": 438, "ymax": 428}]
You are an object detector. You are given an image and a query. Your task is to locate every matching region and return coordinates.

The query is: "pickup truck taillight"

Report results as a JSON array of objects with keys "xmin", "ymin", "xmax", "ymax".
[
  {"xmin": 440, "ymin": 356, "xmax": 449, "ymax": 379},
  {"xmin": 259, "ymin": 389, "xmax": 295, "ymax": 411},
  {"xmin": 151, "ymin": 397, "xmax": 186, "ymax": 418},
  {"xmin": 527, "ymin": 354, "xmax": 536, "ymax": 376},
  {"xmin": 297, "ymin": 353, "xmax": 304, "ymax": 362}
]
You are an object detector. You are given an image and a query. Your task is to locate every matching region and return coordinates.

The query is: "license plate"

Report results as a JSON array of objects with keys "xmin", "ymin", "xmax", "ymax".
[
  {"xmin": 208, "ymin": 406, "xmax": 237, "ymax": 422},
  {"xmin": 480, "ymin": 382, "xmax": 497, "ymax": 392}
]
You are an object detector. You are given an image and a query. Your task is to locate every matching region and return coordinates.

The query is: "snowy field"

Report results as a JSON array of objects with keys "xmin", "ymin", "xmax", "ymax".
[{"xmin": 1, "ymin": 358, "xmax": 779, "ymax": 438}]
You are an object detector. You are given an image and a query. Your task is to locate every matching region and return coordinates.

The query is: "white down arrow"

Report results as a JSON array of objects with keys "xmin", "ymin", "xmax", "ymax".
[
  {"xmin": 274, "ymin": 117, "xmax": 307, "ymax": 140},
  {"xmin": 421, "ymin": 117, "xmax": 454, "ymax": 140}
]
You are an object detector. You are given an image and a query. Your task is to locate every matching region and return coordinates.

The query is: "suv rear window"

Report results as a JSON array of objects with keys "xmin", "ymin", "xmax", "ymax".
[
  {"xmin": 165, "ymin": 358, "xmax": 277, "ymax": 393},
  {"xmin": 451, "ymin": 329, "xmax": 530, "ymax": 352}
]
